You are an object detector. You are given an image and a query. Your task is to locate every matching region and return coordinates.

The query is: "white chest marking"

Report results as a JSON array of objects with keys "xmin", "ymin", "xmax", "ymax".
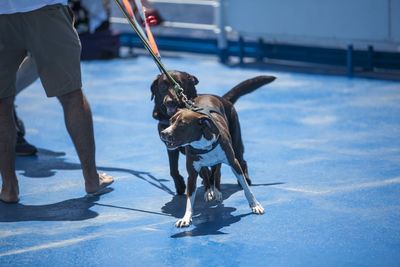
[
  {"xmin": 190, "ymin": 135, "xmax": 216, "ymax": 150},
  {"xmin": 192, "ymin": 144, "xmax": 228, "ymax": 172}
]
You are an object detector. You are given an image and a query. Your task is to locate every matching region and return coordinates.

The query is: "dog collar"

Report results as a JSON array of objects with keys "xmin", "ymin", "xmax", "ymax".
[{"xmin": 159, "ymin": 120, "xmax": 170, "ymax": 126}]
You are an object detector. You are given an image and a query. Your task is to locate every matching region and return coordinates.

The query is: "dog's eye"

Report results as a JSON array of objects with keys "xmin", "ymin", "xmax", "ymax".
[{"xmin": 159, "ymin": 82, "xmax": 168, "ymax": 91}]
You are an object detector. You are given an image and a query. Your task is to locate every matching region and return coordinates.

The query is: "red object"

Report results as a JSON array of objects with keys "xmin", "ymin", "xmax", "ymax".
[
  {"xmin": 141, "ymin": 0, "xmax": 164, "ymax": 25},
  {"xmin": 145, "ymin": 16, "xmax": 158, "ymax": 26},
  {"xmin": 144, "ymin": 8, "xmax": 163, "ymax": 25},
  {"xmin": 120, "ymin": 0, "xmax": 162, "ymax": 56}
]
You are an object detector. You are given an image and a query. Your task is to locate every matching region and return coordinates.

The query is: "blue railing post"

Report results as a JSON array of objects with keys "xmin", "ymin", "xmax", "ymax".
[
  {"xmin": 367, "ymin": 45, "xmax": 374, "ymax": 71},
  {"xmin": 257, "ymin": 38, "xmax": 264, "ymax": 62},
  {"xmin": 347, "ymin": 45, "xmax": 354, "ymax": 77},
  {"xmin": 238, "ymin": 36, "xmax": 244, "ymax": 64}
]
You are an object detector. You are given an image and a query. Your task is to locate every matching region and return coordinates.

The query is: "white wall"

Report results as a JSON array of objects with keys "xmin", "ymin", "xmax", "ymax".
[{"xmin": 225, "ymin": 0, "xmax": 400, "ymax": 51}]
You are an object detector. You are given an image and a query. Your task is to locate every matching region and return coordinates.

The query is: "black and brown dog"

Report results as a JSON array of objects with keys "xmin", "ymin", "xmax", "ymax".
[
  {"xmin": 160, "ymin": 89, "xmax": 271, "ymax": 227},
  {"xmin": 151, "ymin": 71, "xmax": 275, "ymax": 195}
]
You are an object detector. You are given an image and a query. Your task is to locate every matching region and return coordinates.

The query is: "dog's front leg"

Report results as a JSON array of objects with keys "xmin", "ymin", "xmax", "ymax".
[
  {"xmin": 230, "ymin": 158, "xmax": 264, "ymax": 214},
  {"xmin": 167, "ymin": 149, "xmax": 186, "ymax": 195},
  {"xmin": 175, "ymin": 160, "xmax": 198, "ymax": 227}
]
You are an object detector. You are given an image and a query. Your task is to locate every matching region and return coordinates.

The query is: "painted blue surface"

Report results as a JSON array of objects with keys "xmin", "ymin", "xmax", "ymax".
[{"xmin": 1, "ymin": 55, "xmax": 400, "ymax": 266}]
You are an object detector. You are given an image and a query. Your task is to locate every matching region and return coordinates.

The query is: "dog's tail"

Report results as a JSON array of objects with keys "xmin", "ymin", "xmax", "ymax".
[{"xmin": 222, "ymin": 75, "xmax": 276, "ymax": 104}]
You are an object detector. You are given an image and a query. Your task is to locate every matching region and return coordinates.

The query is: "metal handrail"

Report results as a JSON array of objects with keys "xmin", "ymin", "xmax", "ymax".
[{"xmin": 111, "ymin": 0, "xmax": 228, "ymax": 58}]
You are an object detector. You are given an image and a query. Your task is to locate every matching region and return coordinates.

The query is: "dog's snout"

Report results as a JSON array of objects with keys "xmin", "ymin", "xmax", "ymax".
[
  {"xmin": 165, "ymin": 99, "xmax": 175, "ymax": 107},
  {"xmin": 160, "ymin": 130, "xmax": 172, "ymax": 141},
  {"xmin": 160, "ymin": 130, "xmax": 168, "ymax": 140},
  {"xmin": 164, "ymin": 97, "xmax": 178, "ymax": 116}
]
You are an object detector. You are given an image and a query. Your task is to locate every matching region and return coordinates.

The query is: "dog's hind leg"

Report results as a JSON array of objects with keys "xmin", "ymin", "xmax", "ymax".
[
  {"xmin": 168, "ymin": 149, "xmax": 186, "ymax": 195},
  {"xmin": 229, "ymin": 111, "xmax": 252, "ymax": 185},
  {"xmin": 200, "ymin": 167, "xmax": 214, "ymax": 202},
  {"xmin": 200, "ymin": 167, "xmax": 211, "ymax": 189},
  {"xmin": 211, "ymin": 164, "xmax": 222, "ymax": 202},
  {"xmin": 238, "ymin": 160, "xmax": 251, "ymax": 186},
  {"xmin": 229, "ymin": 158, "xmax": 264, "ymax": 214}
]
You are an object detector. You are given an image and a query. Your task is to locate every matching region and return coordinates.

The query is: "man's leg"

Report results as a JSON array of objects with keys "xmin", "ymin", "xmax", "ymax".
[
  {"xmin": 0, "ymin": 96, "xmax": 19, "ymax": 203},
  {"xmin": 14, "ymin": 56, "xmax": 39, "ymax": 156},
  {"xmin": 57, "ymin": 89, "xmax": 113, "ymax": 194}
]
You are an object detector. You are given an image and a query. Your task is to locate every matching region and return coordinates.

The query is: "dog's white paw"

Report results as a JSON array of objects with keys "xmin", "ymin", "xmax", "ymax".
[
  {"xmin": 175, "ymin": 217, "xmax": 192, "ymax": 228},
  {"xmin": 214, "ymin": 188, "xmax": 222, "ymax": 202},
  {"xmin": 251, "ymin": 202, "xmax": 265, "ymax": 214},
  {"xmin": 204, "ymin": 188, "xmax": 214, "ymax": 202}
]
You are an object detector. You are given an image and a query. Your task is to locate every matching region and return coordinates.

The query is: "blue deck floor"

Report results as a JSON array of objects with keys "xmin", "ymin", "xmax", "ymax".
[{"xmin": 1, "ymin": 55, "xmax": 400, "ymax": 266}]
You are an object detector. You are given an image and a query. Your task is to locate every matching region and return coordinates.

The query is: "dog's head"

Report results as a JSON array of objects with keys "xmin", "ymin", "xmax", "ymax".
[
  {"xmin": 150, "ymin": 70, "xmax": 198, "ymax": 121},
  {"xmin": 159, "ymin": 108, "xmax": 218, "ymax": 150}
]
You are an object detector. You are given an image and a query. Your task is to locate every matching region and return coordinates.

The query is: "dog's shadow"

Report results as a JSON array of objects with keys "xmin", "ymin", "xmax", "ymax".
[
  {"xmin": 162, "ymin": 182, "xmax": 282, "ymax": 238},
  {"xmin": 0, "ymin": 148, "xmax": 175, "ymax": 223}
]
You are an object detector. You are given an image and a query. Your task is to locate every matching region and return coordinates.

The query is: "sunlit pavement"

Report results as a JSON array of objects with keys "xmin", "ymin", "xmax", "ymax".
[{"xmin": 1, "ymin": 55, "xmax": 399, "ymax": 266}]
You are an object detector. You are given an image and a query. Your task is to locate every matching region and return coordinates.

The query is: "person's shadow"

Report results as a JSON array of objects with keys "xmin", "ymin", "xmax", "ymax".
[
  {"xmin": 162, "ymin": 182, "xmax": 283, "ymax": 238},
  {"xmin": 15, "ymin": 148, "xmax": 175, "ymax": 195},
  {"xmin": 0, "ymin": 194, "xmax": 106, "ymax": 222},
  {"xmin": 0, "ymin": 148, "xmax": 175, "ymax": 223}
]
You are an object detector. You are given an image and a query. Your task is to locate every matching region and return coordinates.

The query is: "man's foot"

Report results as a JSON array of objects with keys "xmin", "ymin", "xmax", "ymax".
[
  {"xmin": 0, "ymin": 182, "xmax": 20, "ymax": 203},
  {"xmin": 13, "ymin": 107, "xmax": 37, "ymax": 156},
  {"xmin": 85, "ymin": 172, "xmax": 114, "ymax": 196},
  {"xmin": 15, "ymin": 134, "xmax": 37, "ymax": 156}
]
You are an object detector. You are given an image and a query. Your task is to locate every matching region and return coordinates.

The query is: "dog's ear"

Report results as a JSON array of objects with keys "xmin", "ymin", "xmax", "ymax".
[
  {"xmin": 199, "ymin": 117, "xmax": 212, "ymax": 128},
  {"xmin": 185, "ymin": 73, "xmax": 199, "ymax": 99},
  {"xmin": 199, "ymin": 117, "xmax": 215, "ymax": 140},
  {"xmin": 152, "ymin": 106, "xmax": 168, "ymax": 121},
  {"xmin": 152, "ymin": 106, "xmax": 160, "ymax": 120},
  {"xmin": 150, "ymin": 76, "xmax": 160, "ymax": 101},
  {"xmin": 188, "ymin": 73, "xmax": 199, "ymax": 86}
]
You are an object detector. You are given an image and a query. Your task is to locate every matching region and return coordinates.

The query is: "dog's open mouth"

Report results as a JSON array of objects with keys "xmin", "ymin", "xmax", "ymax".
[
  {"xmin": 161, "ymin": 135, "xmax": 183, "ymax": 149},
  {"xmin": 166, "ymin": 106, "xmax": 177, "ymax": 116},
  {"xmin": 164, "ymin": 140, "xmax": 180, "ymax": 149}
]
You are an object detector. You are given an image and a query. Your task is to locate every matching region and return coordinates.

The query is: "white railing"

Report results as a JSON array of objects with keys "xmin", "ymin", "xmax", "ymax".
[{"xmin": 110, "ymin": 0, "xmax": 228, "ymax": 51}]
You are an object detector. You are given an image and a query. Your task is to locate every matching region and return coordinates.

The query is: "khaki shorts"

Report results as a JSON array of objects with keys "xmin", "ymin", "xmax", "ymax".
[{"xmin": 0, "ymin": 4, "xmax": 82, "ymax": 98}]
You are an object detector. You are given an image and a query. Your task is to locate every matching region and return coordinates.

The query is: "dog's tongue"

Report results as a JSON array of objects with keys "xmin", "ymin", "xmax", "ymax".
[{"xmin": 167, "ymin": 106, "xmax": 177, "ymax": 116}]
